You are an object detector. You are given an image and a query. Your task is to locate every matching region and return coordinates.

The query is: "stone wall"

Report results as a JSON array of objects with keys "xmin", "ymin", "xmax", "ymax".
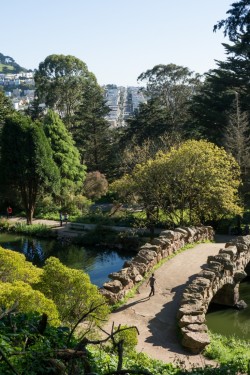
[
  {"xmin": 177, "ymin": 235, "xmax": 250, "ymax": 354},
  {"xmin": 99, "ymin": 226, "xmax": 214, "ymax": 305}
]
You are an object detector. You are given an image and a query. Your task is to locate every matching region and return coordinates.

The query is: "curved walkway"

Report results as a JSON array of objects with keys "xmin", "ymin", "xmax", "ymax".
[{"xmin": 104, "ymin": 235, "xmax": 233, "ymax": 368}]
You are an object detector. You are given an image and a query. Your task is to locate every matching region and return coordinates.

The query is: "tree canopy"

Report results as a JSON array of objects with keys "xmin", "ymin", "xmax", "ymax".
[
  {"xmin": 0, "ymin": 113, "xmax": 60, "ymax": 224},
  {"xmin": 112, "ymin": 140, "xmax": 242, "ymax": 228},
  {"xmin": 43, "ymin": 110, "xmax": 86, "ymax": 203},
  {"xmin": 34, "ymin": 54, "xmax": 98, "ymax": 128}
]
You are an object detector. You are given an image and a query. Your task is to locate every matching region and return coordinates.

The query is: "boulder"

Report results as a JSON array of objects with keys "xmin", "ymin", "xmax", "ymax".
[
  {"xmin": 182, "ymin": 331, "xmax": 210, "ymax": 353},
  {"xmin": 103, "ymin": 280, "xmax": 123, "ymax": 293},
  {"xmin": 178, "ymin": 314, "xmax": 206, "ymax": 327},
  {"xmin": 234, "ymin": 299, "xmax": 248, "ymax": 310}
]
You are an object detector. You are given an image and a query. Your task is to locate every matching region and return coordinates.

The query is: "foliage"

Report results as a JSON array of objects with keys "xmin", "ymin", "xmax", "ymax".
[
  {"xmin": 84, "ymin": 171, "xmax": 109, "ymax": 200},
  {"xmin": 112, "ymin": 140, "xmax": 242, "ymax": 228},
  {"xmin": 0, "ymin": 112, "xmax": 60, "ymax": 224},
  {"xmin": 0, "ymin": 311, "xmax": 72, "ymax": 375},
  {"xmin": 43, "ymin": 109, "xmax": 86, "ymax": 202},
  {"xmin": 0, "ymin": 246, "xmax": 42, "ymax": 284},
  {"xmin": 0, "ymin": 89, "xmax": 14, "ymax": 129},
  {"xmin": 89, "ymin": 345, "xmax": 178, "ymax": 374},
  {"xmin": 36, "ymin": 257, "xmax": 110, "ymax": 325},
  {"xmin": 123, "ymin": 64, "xmax": 201, "ymax": 146},
  {"xmin": 9, "ymin": 222, "xmax": 55, "ymax": 237},
  {"xmin": 190, "ymin": 1, "xmax": 250, "ymax": 146},
  {"xmin": 74, "ymin": 81, "xmax": 114, "ymax": 174},
  {"xmin": 205, "ymin": 332, "xmax": 250, "ymax": 374},
  {"xmin": 34, "ymin": 54, "xmax": 97, "ymax": 128},
  {"xmin": 0, "ymin": 282, "xmax": 60, "ymax": 325}
]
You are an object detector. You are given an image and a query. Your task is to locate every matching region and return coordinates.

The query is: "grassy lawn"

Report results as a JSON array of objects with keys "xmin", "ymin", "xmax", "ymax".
[{"xmin": 0, "ymin": 63, "xmax": 14, "ymax": 72}]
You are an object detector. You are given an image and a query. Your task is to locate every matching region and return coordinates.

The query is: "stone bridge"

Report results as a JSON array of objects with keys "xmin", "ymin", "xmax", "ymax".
[{"xmin": 178, "ymin": 235, "xmax": 250, "ymax": 353}]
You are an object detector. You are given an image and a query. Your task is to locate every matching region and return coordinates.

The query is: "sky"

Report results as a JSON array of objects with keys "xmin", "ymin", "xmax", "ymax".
[{"xmin": 1, "ymin": 0, "xmax": 234, "ymax": 86}]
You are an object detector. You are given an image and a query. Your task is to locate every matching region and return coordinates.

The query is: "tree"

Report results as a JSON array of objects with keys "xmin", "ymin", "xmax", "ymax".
[
  {"xmin": 189, "ymin": 1, "xmax": 250, "ymax": 144},
  {"xmin": 43, "ymin": 110, "xmax": 86, "ymax": 205},
  {"xmin": 0, "ymin": 89, "xmax": 14, "ymax": 129},
  {"xmin": 123, "ymin": 64, "xmax": 200, "ymax": 146},
  {"xmin": 0, "ymin": 113, "xmax": 60, "ymax": 224},
  {"xmin": 37, "ymin": 257, "xmax": 110, "ymax": 326},
  {"xmin": 83, "ymin": 171, "xmax": 109, "ymax": 200},
  {"xmin": 0, "ymin": 282, "xmax": 60, "ymax": 325},
  {"xmin": 0, "ymin": 247, "xmax": 42, "ymax": 284},
  {"xmin": 223, "ymin": 92, "xmax": 250, "ymax": 173},
  {"xmin": 34, "ymin": 54, "xmax": 97, "ymax": 128},
  {"xmin": 74, "ymin": 82, "xmax": 113, "ymax": 174},
  {"xmin": 112, "ymin": 140, "xmax": 242, "ymax": 228}
]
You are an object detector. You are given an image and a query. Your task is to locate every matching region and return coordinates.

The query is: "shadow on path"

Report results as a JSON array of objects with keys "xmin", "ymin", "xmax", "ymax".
[{"xmin": 113, "ymin": 297, "xmax": 151, "ymax": 313}]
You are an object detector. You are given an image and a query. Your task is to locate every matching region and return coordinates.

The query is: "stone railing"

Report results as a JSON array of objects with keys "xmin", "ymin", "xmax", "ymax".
[
  {"xmin": 177, "ymin": 235, "xmax": 250, "ymax": 354},
  {"xmin": 100, "ymin": 226, "xmax": 214, "ymax": 305}
]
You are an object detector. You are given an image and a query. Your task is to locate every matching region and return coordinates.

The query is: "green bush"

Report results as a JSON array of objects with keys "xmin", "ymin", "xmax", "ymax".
[{"xmin": 205, "ymin": 332, "xmax": 250, "ymax": 374}]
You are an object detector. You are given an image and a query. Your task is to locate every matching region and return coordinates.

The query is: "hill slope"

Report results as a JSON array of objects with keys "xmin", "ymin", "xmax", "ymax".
[{"xmin": 0, "ymin": 53, "xmax": 28, "ymax": 73}]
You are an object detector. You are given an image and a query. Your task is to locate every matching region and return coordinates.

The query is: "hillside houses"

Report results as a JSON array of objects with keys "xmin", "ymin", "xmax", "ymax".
[{"xmin": 1, "ymin": 73, "xmax": 146, "ymax": 124}]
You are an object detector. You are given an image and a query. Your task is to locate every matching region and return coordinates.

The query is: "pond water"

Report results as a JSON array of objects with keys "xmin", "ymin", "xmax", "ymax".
[
  {"xmin": 0, "ymin": 233, "xmax": 135, "ymax": 287},
  {"xmin": 206, "ymin": 278, "xmax": 250, "ymax": 340}
]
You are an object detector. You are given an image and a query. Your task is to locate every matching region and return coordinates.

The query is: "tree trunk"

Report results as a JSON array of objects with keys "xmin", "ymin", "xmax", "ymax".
[{"xmin": 26, "ymin": 206, "xmax": 34, "ymax": 225}]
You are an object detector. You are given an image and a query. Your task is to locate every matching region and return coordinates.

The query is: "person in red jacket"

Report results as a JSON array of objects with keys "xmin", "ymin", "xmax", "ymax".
[{"xmin": 6, "ymin": 206, "xmax": 12, "ymax": 219}]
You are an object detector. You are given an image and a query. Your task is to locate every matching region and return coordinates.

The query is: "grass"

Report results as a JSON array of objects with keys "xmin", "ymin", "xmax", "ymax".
[
  {"xmin": 0, "ymin": 219, "xmax": 55, "ymax": 238},
  {"xmin": 204, "ymin": 332, "xmax": 250, "ymax": 374},
  {"xmin": 0, "ymin": 63, "xmax": 14, "ymax": 72}
]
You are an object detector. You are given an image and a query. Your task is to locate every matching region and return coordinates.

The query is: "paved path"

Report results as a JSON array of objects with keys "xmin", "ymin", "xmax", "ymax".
[{"xmin": 104, "ymin": 235, "xmax": 234, "ymax": 368}]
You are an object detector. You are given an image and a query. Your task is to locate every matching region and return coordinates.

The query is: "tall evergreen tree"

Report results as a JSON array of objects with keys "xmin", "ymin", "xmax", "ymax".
[
  {"xmin": 74, "ymin": 83, "xmax": 114, "ymax": 175},
  {"xmin": 43, "ymin": 110, "xmax": 86, "ymax": 202},
  {"xmin": 189, "ymin": 0, "xmax": 250, "ymax": 144},
  {"xmin": 0, "ymin": 113, "xmax": 59, "ymax": 224}
]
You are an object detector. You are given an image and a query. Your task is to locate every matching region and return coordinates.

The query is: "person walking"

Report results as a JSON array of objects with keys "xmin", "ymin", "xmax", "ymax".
[
  {"xmin": 64, "ymin": 213, "xmax": 68, "ymax": 225},
  {"xmin": 59, "ymin": 212, "xmax": 63, "ymax": 227},
  {"xmin": 146, "ymin": 273, "xmax": 157, "ymax": 297}
]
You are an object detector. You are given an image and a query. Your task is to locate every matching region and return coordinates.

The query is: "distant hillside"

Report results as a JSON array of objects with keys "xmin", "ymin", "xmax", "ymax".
[{"xmin": 0, "ymin": 53, "xmax": 29, "ymax": 73}]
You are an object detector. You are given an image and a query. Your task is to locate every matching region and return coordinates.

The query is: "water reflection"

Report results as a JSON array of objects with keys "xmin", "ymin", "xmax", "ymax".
[
  {"xmin": 0, "ymin": 233, "xmax": 134, "ymax": 287},
  {"xmin": 206, "ymin": 279, "xmax": 250, "ymax": 340}
]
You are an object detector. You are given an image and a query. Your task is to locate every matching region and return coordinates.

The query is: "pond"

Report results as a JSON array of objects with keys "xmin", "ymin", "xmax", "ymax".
[
  {"xmin": 0, "ymin": 233, "xmax": 135, "ymax": 287},
  {"xmin": 206, "ymin": 278, "xmax": 250, "ymax": 340}
]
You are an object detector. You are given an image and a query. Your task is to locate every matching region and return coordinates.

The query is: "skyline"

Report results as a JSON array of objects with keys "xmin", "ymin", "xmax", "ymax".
[{"xmin": 1, "ymin": 0, "xmax": 233, "ymax": 86}]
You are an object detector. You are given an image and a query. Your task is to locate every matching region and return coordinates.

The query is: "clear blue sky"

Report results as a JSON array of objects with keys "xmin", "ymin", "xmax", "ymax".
[{"xmin": 1, "ymin": 0, "xmax": 233, "ymax": 86}]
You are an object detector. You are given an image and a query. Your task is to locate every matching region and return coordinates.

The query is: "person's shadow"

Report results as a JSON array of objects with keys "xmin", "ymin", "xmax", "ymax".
[{"xmin": 112, "ymin": 296, "xmax": 150, "ymax": 313}]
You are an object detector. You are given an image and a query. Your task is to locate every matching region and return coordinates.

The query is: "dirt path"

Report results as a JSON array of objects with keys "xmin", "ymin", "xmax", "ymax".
[{"xmin": 104, "ymin": 235, "xmax": 233, "ymax": 368}]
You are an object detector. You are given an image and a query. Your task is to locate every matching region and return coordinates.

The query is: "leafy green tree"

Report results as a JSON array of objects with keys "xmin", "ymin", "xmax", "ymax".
[
  {"xmin": 37, "ymin": 257, "xmax": 110, "ymax": 326},
  {"xmin": 34, "ymin": 54, "xmax": 98, "ymax": 128},
  {"xmin": 0, "ymin": 281, "xmax": 60, "ymax": 325},
  {"xmin": 0, "ymin": 89, "xmax": 14, "ymax": 129},
  {"xmin": 123, "ymin": 64, "xmax": 200, "ymax": 147},
  {"xmin": 43, "ymin": 110, "xmax": 86, "ymax": 205},
  {"xmin": 0, "ymin": 247, "xmax": 42, "ymax": 284},
  {"xmin": 112, "ymin": 140, "xmax": 242, "ymax": 228},
  {"xmin": 0, "ymin": 113, "xmax": 60, "ymax": 224}
]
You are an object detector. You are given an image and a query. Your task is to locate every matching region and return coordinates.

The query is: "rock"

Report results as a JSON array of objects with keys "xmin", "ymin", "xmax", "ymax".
[
  {"xmin": 178, "ymin": 314, "xmax": 206, "ymax": 327},
  {"xmin": 103, "ymin": 280, "xmax": 123, "ymax": 293},
  {"xmin": 182, "ymin": 331, "xmax": 210, "ymax": 353},
  {"xmin": 219, "ymin": 246, "xmax": 238, "ymax": 258},
  {"xmin": 233, "ymin": 270, "xmax": 247, "ymax": 282},
  {"xmin": 182, "ymin": 323, "xmax": 208, "ymax": 333},
  {"xmin": 234, "ymin": 300, "xmax": 248, "ymax": 310},
  {"xmin": 177, "ymin": 302, "xmax": 205, "ymax": 318}
]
